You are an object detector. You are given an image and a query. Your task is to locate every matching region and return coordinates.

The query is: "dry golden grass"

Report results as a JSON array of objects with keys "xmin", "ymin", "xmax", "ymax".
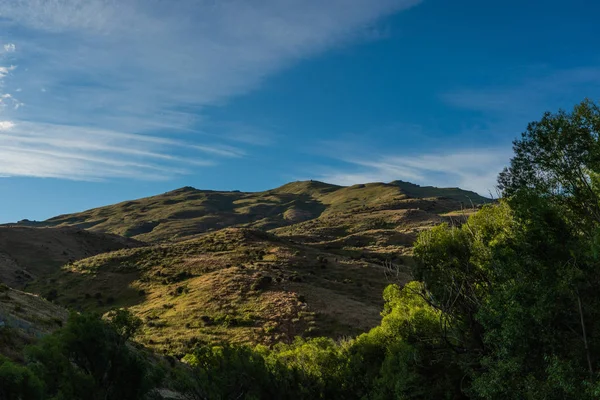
[{"xmin": 29, "ymin": 228, "xmax": 406, "ymax": 355}]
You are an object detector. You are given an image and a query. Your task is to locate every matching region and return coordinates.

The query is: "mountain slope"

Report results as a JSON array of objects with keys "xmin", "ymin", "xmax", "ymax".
[
  {"xmin": 0, "ymin": 283, "xmax": 67, "ymax": 360},
  {"xmin": 29, "ymin": 228, "xmax": 407, "ymax": 355},
  {"xmin": 11, "ymin": 181, "xmax": 490, "ymax": 243},
  {"xmin": 9, "ymin": 180, "xmax": 489, "ymax": 355},
  {"xmin": 0, "ymin": 227, "xmax": 140, "ymax": 289}
]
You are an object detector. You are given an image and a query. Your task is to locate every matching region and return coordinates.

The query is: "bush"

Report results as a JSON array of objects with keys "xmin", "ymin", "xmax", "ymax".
[
  {"xmin": 25, "ymin": 311, "xmax": 158, "ymax": 400},
  {"xmin": 0, "ymin": 356, "xmax": 44, "ymax": 400},
  {"xmin": 251, "ymin": 275, "xmax": 273, "ymax": 291}
]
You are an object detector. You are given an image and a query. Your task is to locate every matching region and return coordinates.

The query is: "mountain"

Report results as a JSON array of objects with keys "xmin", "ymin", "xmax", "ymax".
[
  {"xmin": 8, "ymin": 180, "xmax": 490, "ymax": 355},
  {"xmin": 10, "ymin": 180, "xmax": 490, "ymax": 243}
]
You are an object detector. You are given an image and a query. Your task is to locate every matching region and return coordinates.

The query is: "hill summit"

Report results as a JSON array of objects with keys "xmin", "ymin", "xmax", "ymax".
[{"xmin": 10, "ymin": 180, "xmax": 490, "ymax": 243}]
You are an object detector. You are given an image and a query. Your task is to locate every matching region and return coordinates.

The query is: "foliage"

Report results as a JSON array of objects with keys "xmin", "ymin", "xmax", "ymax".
[
  {"xmin": 411, "ymin": 100, "xmax": 600, "ymax": 399},
  {"xmin": 413, "ymin": 203, "xmax": 515, "ymax": 362},
  {"xmin": 0, "ymin": 311, "xmax": 159, "ymax": 400},
  {"xmin": 177, "ymin": 344, "xmax": 292, "ymax": 400},
  {"xmin": 474, "ymin": 100, "xmax": 600, "ymax": 399},
  {"xmin": 352, "ymin": 281, "xmax": 464, "ymax": 399},
  {"xmin": 498, "ymin": 99, "xmax": 600, "ymax": 234},
  {"xmin": 0, "ymin": 356, "xmax": 44, "ymax": 400},
  {"xmin": 106, "ymin": 308, "xmax": 143, "ymax": 341}
]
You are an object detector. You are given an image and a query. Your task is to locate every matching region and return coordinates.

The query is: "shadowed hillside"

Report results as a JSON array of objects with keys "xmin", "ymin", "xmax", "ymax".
[{"xmin": 0, "ymin": 227, "xmax": 141, "ymax": 289}]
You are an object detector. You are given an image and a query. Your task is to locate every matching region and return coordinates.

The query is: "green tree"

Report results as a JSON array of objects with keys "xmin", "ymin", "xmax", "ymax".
[
  {"xmin": 26, "ymin": 312, "xmax": 158, "ymax": 400},
  {"xmin": 0, "ymin": 356, "xmax": 44, "ymax": 400},
  {"xmin": 180, "ymin": 344, "xmax": 294, "ymax": 400},
  {"xmin": 106, "ymin": 308, "xmax": 143, "ymax": 342},
  {"xmin": 472, "ymin": 100, "xmax": 600, "ymax": 398},
  {"xmin": 498, "ymin": 99, "xmax": 600, "ymax": 235},
  {"xmin": 413, "ymin": 204, "xmax": 515, "ymax": 365},
  {"xmin": 358, "ymin": 282, "xmax": 464, "ymax": 400}
]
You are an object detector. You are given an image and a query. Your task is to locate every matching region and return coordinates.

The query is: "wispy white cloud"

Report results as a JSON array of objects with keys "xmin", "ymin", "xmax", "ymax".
[
  {"xmin": 0, "ymin": 42, "xmax": 21, "ymax": 112},
  {"xmin": 0, "ymin": 120, "xmax": 227, "ymax": 180},
  {"xmin": 0, "ymin": 65, "xmax": 16, "ymax": 80},
  {"xmin": 427, "ymin": 66, "xmax": 600, "ymax": 190},
  {"xmin": 193, "ymin": 144, "xmax": 246, "ymax": 159},
  {"xmin": 0, "ymin": 93, "xmax": 24, "ymax": 110},
  {"xmin": 309, "ymin": 65, "xmax": 600, "ymax": 196},
  {"xmin": 0, "ymin": 0, "xmax": 420, "ymax": 180},
  {"xmin": 313, "ymin": 147, "xmax": 510, "ymax": 196},
  {"xmin": 2, "ymin": 44, "xmax": 16, "ymax": 53},
  {"xmin": 0, "ymin": 121, "xmax": 15, "ymax": 130}
]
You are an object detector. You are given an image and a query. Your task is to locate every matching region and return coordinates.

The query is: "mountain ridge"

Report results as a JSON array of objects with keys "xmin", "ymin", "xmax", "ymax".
[{"xmin": 6, "ymin": 180, "xmax": 490, "ymax": 243}]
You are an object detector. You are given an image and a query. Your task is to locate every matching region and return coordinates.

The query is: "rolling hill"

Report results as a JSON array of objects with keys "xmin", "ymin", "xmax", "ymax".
[
  {"xmin": 5, "ymin": 180, "xmax": 490, "ymax": 356},
  {"xmin": 9, "ymin": 180, "xmax": 490, "ymax": 243}
]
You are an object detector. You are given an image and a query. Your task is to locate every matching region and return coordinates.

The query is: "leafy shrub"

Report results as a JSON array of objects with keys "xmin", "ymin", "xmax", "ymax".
[
  {"xmin": 0, "ymin": 311, "xmax": 161, "ymax": 400},
  {"xmin": 0, "ymin": 356, "xmax": 44, "ymax": 400}
]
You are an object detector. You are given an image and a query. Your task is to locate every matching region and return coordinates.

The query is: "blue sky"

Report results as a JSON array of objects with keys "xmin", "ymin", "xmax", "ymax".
[{"xmin": 0, "ymin": 0, "xmax": 599, "ymax": 222}]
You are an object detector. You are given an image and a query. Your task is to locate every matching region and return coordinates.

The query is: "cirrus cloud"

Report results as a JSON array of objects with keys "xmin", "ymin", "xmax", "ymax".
[
  {"xmin": 0, "ymin": 0, "xmax": 420, "ymax": 180},
  {"xmin": 314, "ymin": 148, "xmax": 510, "ymax": 197}
]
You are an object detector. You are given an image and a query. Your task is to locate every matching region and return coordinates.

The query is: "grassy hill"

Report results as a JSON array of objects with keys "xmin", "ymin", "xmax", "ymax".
[
  {"xmin": 12, "ymin": 180, "xmax": 490, "ymax": 243},
  {"xmin": 0, "ymin": 226, "xmax": 140, "ymax": 289},
  {"xmin": 9, "ymin": 180, "xmax": 490, "ymax": 356},
  {"xmin": 28, "ymin": 228, "xmax": 405, "ymax": 356}
]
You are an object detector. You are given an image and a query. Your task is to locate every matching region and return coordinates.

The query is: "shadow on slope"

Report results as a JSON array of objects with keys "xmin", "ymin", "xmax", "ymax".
[
  {"xmin": 0, "ymin": 226, "xmax": 141, "ymax": 289},
  {"xmin": 29, "ymin": 228, "xmax": 405, "ymax": 356}
]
